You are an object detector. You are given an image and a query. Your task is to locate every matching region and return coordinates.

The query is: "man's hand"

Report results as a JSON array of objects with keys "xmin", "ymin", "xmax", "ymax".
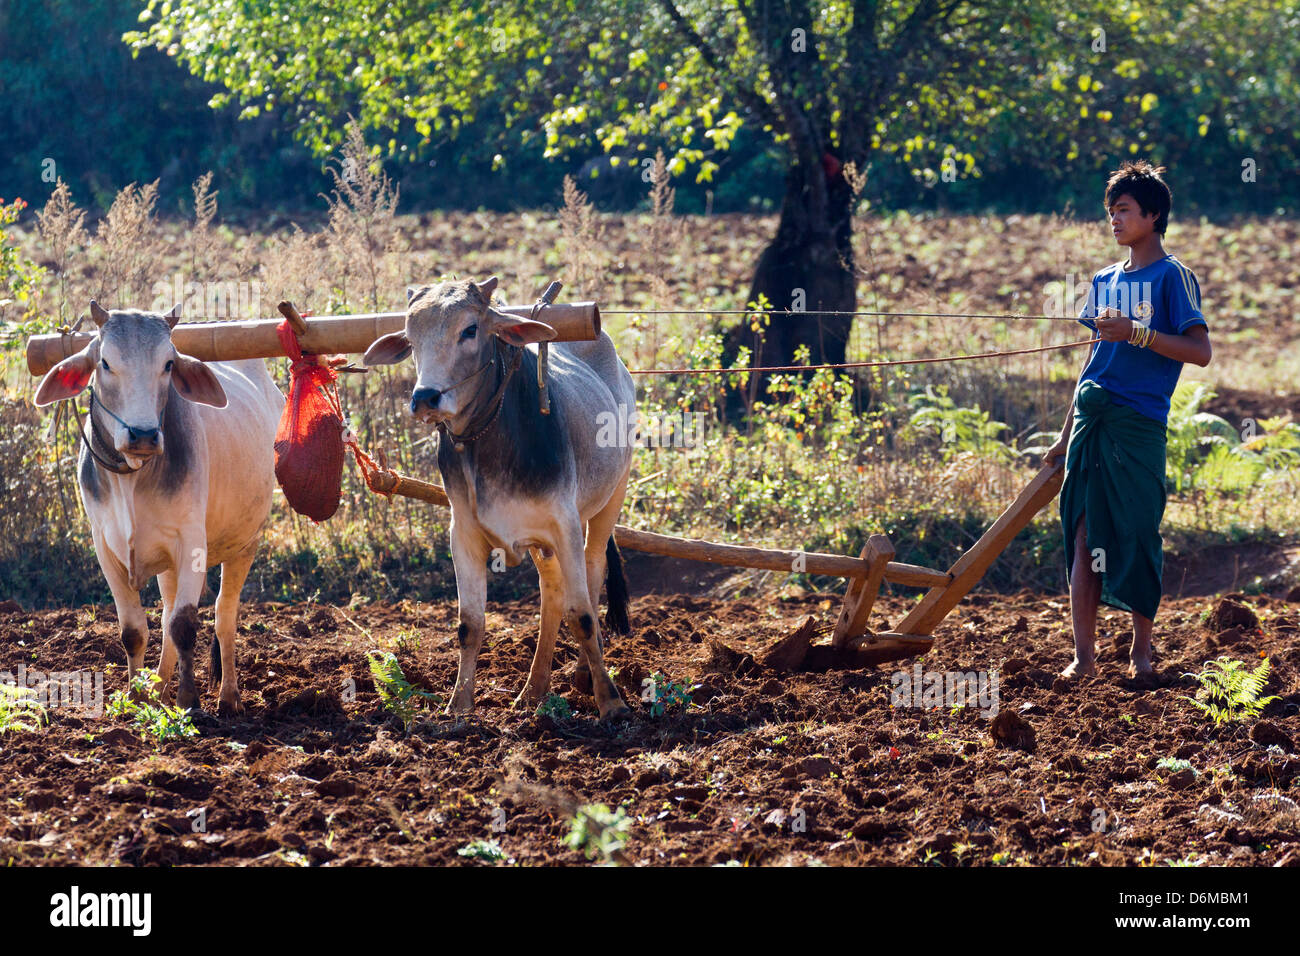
[
  {"xmin": 1045, "ymin": 434, "xmax": 1069, "ymax": 467},
  {"xmin": 1094, "ymin": 307, "xmax": 1134, "ymax": 343}
]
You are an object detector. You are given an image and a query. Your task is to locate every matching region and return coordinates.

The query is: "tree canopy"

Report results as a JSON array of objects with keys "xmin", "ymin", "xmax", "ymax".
[{"xmin": 125, "ymin": 1, "xmax": 1297, "ymax": 207}]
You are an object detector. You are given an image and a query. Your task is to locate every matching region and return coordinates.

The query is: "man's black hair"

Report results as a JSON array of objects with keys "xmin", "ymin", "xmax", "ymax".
[{"xmin": 1104, "ymin": 160, "xmax": 1172, "ymax": 235}]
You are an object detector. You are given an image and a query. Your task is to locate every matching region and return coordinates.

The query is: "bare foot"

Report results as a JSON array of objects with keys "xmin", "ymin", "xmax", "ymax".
[
  {"xmin": 1059, "ymin": 658, "xmax": 1097, "ymax": 680},
  {"xmin": 1127, "ymin": 656, "xmax": 1156, "ymax": 684}
]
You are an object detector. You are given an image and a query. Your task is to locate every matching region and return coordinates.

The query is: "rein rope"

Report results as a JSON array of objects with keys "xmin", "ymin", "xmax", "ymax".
[
  {"xmin": 71, "ymin": 386, "xmax": 141, "ymax": 475},
  {"xmin": 437, "ymin": 338, "xmax": 523, "ymax": 453}
]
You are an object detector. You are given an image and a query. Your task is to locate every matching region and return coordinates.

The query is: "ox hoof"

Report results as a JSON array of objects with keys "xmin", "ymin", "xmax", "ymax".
[
  {"xmin": 218, "ymin": 694, "xmax": 244, "ymax": 718},
  {"xmin": 514, "ymin": 689, "xmax": 545, "ymax": 711},
  {"xmin": 445, "ymin": 700, "xmax": 475, "ymax": 718},
  {"xmin": 598, "ymin": 702, "xmax": 633, "ymax": 723}
]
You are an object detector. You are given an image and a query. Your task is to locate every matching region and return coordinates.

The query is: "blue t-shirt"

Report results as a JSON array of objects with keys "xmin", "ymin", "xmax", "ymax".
[{"xmin": 1077, "ymin": 254, "xmax": 1207, "ymax": 424}]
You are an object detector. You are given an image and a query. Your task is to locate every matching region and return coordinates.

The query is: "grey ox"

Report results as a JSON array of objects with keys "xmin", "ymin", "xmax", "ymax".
[
  {"xmin": 35, "ymin": 302, "xmax": 283, "ymax": 715},
  {"xmin": 364, "ymin": 277, "xmax": 635, "ymax": 720}
]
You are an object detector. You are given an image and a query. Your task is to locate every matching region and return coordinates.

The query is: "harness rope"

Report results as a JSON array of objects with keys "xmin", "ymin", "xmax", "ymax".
[{"xmin": 70, "ymin": 386, "xmax": 142, "ymax": 475}]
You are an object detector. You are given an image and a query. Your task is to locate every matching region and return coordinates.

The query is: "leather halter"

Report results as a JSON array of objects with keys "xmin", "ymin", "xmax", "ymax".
[{"xmin": 437, "ymin": 338, "xmax": 523, "ymax": 453}]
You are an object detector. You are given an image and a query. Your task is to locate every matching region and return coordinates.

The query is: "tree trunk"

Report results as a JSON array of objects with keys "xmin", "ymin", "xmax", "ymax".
[{"xmin": 727, "ymin": 154, "xmax": 856, "ymax": 393}]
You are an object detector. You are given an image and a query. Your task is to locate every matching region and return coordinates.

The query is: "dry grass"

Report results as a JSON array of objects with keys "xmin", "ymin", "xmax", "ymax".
[
  {"xmin": 559, "ymin": 174, "xmax": 603, "ymax": 298},
  {"xmin": 188, "ymin": 171, "xmax": 218, "ymax": 282},
  {"xmin": 324, "ymin": 119, "xmax": 403, "ymax": 312},
  {"xmin": 34, "ymin": 178, "xmax": 88, "ymax": 326},
  {"xmin": 2, "ymin": 151, "xmax": 1297, "ymax": 606},
  {"xmin": 95, "ymin": 180, "xmax": 160, "ymax": 307}
]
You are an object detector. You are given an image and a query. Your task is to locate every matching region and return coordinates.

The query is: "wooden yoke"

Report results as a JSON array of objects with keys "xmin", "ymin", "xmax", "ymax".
[
  {"xmin": 836, "ymin": 462, "xmax": 1064, "ymax": 664},
  {"xmin": 832, "ymin": 534, "xmax": 895, "ymax": 648},
  {"xmin": 887, "ymin": 461, "xmax": 1065, "ymax": 639}
]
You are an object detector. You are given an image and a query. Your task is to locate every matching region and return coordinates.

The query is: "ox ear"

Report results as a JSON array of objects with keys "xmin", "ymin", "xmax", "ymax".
[
  {"xmin": 34, "ymin": 340, "xmax": 100, "ymax": 407},
  {"xmin": 486, "ymin": 307, "xmax": 556, "ymax": 347},
  {"xmin": 89, "ymin": 300, "xmax": 111, "ymax": 329},
  {"xmin": 363, "ymin": 329, "xmax": 412, "ymax": 366},
  {"xmin": 170, "ymin": 353, "xmax": 227, "ymax": 408},
  {"xmin": 474, "ymin": 275, "xmax": 499, "ymax": 303},
  {"xmin": 163, "ymin": 303, "xmax": 181, "ymax": 329},
  {"xmin": 406, "ymin": 285, "xmax": 424, "ymax": 305}
]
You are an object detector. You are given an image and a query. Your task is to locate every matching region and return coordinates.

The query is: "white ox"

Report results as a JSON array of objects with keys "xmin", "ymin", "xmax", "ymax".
[
  {"xmin": 365, "ymin": 277, "xmax": 635, "ymax": 720},
  {"xmin": 35, "ymin": 302, "xmax": 282, "ymax": 715}
]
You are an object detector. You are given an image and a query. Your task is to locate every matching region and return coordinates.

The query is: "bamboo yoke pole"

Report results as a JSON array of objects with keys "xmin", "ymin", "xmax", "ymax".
[{"xmin": 25, "ymin": 300, "xmax": 602, "ymax": 376}]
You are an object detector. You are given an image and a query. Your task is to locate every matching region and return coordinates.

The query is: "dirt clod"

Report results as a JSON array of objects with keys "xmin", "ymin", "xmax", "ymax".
[
  {"xmin": 1250, "ymin": 721, "xmax": 1294, "ymax": 752},
  {"xmin": 1208, "ymin": 597, "xmax": 1260, "ymax": 632},
  {"xmin": 990, "ymin": 710, "xmax": 1036, "ymax": 750}
]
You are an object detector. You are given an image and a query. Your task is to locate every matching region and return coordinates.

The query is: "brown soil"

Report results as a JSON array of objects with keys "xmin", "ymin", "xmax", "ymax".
[{"xmin": 1, "ymin": 588, "xmax": 1298, "ymax": 867}]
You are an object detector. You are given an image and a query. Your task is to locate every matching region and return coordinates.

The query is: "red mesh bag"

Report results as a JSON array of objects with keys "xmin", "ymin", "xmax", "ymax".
[{"xmin": 274, "ymin": 320, "xmax": 345, "ymax": 521}]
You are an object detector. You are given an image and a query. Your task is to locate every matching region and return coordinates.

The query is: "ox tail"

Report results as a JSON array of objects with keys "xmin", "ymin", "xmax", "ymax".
[
  {"xmin": 603, "ymin": 536, "xmax": 631, "ymax": 637},
  {"xmin": 209, "ymin": 634, "xmax": 222, "ymax": 685}
]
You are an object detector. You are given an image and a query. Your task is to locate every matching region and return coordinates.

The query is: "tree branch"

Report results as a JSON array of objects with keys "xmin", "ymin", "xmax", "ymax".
[{"xmin": 656, "ymin": 0, "xmax": 784, "ymax": 132}]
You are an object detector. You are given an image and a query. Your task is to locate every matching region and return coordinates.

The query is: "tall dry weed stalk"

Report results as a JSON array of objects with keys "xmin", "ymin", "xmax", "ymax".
[
  {"xmin": 35, "ymin": 178, "xmax": 88, "ymax": 324},
  {"xmin": 560, "ymin": 174, "xmax": 603, "ymax": 297},
  {"xmin": 324, "ymin": 120, "xmax": 401, "ymax": 311},
  {"xmin": 260, "ymin": 225, "xmax": 324, "ymax": 314},
  {"xmin": 646, "ymin": 149, "xmax": 680, "ymax": 309},
  {"xmin": 189, "ymin": 171, "xmax": 218, "ymax": 281},
  {"xmin": 96, "ymin": 180, "xmax": 160, "ymax": 307}
]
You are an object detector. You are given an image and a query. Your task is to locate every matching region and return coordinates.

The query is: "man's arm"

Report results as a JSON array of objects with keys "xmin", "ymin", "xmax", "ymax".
[{"xmin": 1095, "ymin": 309, "xmax": 1212, "ymax": 367}]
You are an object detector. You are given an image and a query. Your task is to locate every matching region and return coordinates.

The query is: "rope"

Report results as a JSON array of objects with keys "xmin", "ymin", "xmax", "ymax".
[
  {"xmin": 604, "ymin": 308, "xmax": 1082, "ymax": 321},
  {"xmin": 627, "ymin": 337, "xmax": 1098, "ymax": 376}
]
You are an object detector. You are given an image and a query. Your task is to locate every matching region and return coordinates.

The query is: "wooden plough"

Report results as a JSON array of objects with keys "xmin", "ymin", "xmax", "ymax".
[
  {"xmin": 28, "ymin": 296, "xmax": 1065, "ymax": 667},
  {"xmin": 362, "ymin": 458, "xmax": 1064, "ymax": 666}
]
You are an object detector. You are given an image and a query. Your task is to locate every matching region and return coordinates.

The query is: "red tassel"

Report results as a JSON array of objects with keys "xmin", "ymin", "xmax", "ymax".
[{"xmin": 273, "ymin": 319, "xmax": 345, "ymax": 521}]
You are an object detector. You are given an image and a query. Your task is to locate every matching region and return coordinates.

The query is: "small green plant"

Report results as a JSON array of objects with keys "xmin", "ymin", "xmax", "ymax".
[
  {"xmin": 1182, "ymin": 657, "xmax": 1279, "ymax": 725},
  {"xmin": 366, "ymin": 650, "xmax": 441, "ymax": 733},
  {"xmin": 1155, "ymin": 757, "xmax": 1197, "ymax": 775},
  {"xmin": 0, "ymin": 682, "xmax": 47, "ymax": 733},
  {"xmin": 456, "ymin": 839, "xmax": 513, "ymax": 864},
  {"xmin": 106, "ymin": 670, "xmax": 198, "ymax": 743},
  {"xmin": 566, "ymin": 803, "xmax": 631, "ymax": 864},
  {"xmin": 394, "ymin": 628, "xmax": 422, "ymax": 654},
  {"xmin": 640, "ymin": 671, "xmax": 693, "ymax": 717},
  {"xmin": 535, "ymin": 693, "xmax": 572, "ymax": 720},
  {"xmin": 366, "ymin": 650, "xmax": 440, "ymax": 731},
  {"xmin": 904, "ymin": 385, "xmax": 1018, "ymax": 464}
]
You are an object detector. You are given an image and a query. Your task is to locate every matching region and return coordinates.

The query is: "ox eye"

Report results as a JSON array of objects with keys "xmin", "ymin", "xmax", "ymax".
[
  {"xmin": 164, "ymin": 359, "xmax": 174, "ymax": 373},
  {"xmin": 461, "ymin": 324, "xmax": 477, "ymax": 340},
  {"xmin": 101, "ymin": 358, "xmax": 111, "ymax": 372}
]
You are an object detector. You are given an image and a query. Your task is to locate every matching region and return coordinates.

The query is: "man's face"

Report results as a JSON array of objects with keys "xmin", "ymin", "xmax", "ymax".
[{"xmin": 1107, "ymin": 193, "xmax": 1157, "ymax": 247}]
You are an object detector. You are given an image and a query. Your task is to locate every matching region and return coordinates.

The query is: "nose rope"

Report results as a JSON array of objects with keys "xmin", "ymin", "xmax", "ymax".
[
  {"xmin": 69, "ymin": 387, "xmax": 137, "ymax": 475},
  {"xmin": 437, "ymin": 351, "xmax": 497, "ymax": 396},
  {"xmin": 87, "ymin": 386, "xmax": 134, "ymax": 430},
  {"xmin": 436, "ymin": 339, "xmax": 523, "ymax": 453}
]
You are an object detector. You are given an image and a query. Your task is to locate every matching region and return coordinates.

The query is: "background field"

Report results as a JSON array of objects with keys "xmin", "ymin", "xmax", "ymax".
[{"xmin": 3, "ymin": 191, "xmax": 1298, "ymax": 609}]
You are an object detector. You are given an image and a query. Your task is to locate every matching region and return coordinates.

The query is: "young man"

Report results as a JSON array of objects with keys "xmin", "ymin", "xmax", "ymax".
[{"xmin": 1045, "ymin": 160, "xmax": 1212, "ymax": 683}]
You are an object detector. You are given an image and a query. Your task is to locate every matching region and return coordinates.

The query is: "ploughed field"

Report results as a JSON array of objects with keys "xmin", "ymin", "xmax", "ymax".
[{"xmin": 1, "ymin": 588, "xmax": 1298, "ymax": 866}]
